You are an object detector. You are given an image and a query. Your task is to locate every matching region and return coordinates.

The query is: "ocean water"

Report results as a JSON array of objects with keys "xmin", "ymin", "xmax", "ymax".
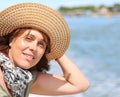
[{"xmin": 29, "ymin": 16, "xmax": 120, "ymax": 97}]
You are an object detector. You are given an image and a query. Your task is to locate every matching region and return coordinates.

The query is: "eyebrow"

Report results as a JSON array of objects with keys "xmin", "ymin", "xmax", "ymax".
[{"xmin": 27, "ymin": 32, "xmax": 47, "ymax": 44}]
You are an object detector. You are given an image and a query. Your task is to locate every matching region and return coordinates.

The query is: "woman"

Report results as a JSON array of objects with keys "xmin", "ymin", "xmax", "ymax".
[{"xmin": 0, "ymin": 2, "xmax": 90, "ymax": 97}]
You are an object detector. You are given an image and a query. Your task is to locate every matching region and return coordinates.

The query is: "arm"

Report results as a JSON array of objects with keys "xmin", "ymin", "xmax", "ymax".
[{"xmin": 30, "ymin": 54, "xmax": 90, "ymax": 95}]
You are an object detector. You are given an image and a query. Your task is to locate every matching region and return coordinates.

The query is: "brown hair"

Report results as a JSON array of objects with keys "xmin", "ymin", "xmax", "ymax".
[{"xmin": 0, "ymin": 28, "xmax": 51, "ymax": 72}]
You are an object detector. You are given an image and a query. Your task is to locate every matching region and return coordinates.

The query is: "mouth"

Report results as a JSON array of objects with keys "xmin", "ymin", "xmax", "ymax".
[{"xmin": 23, "ymin": 53, "xmax": 35, "ymax": 61}]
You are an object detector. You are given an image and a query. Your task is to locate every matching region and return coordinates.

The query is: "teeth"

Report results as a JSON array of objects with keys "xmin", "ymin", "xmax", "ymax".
[
  {"xmin": 25, "ymin": 54, "xmax": 34, "ymax": 59},
  {"xmin": 27, "ymin": 55, "xmax": 33, "ymax": 59}
]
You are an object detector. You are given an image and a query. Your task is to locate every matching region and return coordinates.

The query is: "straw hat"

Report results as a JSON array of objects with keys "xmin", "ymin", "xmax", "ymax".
[{"xmin": 0, "ymin": 2, "xmax": 70, "ymax": 61}]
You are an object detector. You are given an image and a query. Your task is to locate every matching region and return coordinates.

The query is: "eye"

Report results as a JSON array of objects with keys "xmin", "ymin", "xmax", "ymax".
[
  {"xmin": 38, "ymin": 41, "xmax": 46, "ymax": 48},
  {"xmin": 25, "ymin": 35, "xmax": 34, "ymax": 41}
]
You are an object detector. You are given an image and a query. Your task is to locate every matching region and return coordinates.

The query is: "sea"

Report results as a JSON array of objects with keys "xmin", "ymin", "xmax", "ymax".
[{"xmin": 29, "ymin": 16, "xmax": 120, "ymax": 97}]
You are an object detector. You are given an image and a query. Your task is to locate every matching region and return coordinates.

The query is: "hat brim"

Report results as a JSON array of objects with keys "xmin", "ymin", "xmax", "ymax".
[{"xmin": 0, "ymin": 2, "xmax": 70, "ymax": 61}]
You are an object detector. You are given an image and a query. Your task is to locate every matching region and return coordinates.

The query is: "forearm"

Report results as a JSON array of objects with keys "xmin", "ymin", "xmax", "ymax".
[{"xmin": 56, "ymin": 54, "xmax": 90, "ymax": 92}]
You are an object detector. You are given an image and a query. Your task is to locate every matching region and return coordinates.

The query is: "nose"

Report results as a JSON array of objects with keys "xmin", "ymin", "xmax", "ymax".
[{"xmin": 29, "ymin": 42, "xmax": 37, "ymax": 51}]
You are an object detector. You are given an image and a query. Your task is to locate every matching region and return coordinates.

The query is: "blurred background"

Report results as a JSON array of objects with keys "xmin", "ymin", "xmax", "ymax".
[{"xmin": 1, "ymin": 0, "xmax": 120, "ymax": 97}]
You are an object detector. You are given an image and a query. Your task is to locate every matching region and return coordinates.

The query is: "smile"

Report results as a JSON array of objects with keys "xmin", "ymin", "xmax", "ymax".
[{"xmin": 23, "ymin": 53, "xmax": 35, "ymax": 60}]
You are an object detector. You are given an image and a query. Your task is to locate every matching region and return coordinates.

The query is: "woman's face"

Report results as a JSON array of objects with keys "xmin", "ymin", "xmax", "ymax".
[{"xmin": 8, "ymin": 29, "xmax": 47, "ymax": 69}]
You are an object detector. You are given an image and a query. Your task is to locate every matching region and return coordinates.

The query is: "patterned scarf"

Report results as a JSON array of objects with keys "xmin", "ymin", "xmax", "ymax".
[{"xmin": 0, "ymin": 53, "xmax": 32, "ymax": 97}]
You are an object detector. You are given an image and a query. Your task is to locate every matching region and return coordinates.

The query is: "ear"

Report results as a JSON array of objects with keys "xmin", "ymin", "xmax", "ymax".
[
  {"xmin": 9, "ymin": 37, "xmax": 15, "ymax": 48},
  {"xmin": 9, "ymin": 42, "xmax": 12, "ymax": 48},
  {"xmin": 9, "ymin": 40, "xmax": 13, "ymax": 48}
]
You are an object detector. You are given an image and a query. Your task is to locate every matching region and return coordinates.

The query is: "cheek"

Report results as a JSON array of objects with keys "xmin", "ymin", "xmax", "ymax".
[
  {"xmin": 36, "ymin": 49, "xmax": 45, "ymax": 61},
  {"xmin": 10, "ymin": 39, "xmax": 26, "ymax": 58},
  {"xmin": 14, "ymin": 39, "xmax": 28, "ymax": 52},
  {"xmin": 18, "ymin": 39, "xmax": 27, "ymax": 48},
  {"xmin": 11, "ymin": 38, "xmax": 25, "ymax": 48},
  {"xmin": 37, "ymin": 50, "xmax": 44, "ymax": 59}
]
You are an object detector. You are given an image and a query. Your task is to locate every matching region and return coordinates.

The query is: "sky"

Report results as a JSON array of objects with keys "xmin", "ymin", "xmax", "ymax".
[{"xmin": 0, "ymin": 0, "xmax": 120, "ymax": 11}]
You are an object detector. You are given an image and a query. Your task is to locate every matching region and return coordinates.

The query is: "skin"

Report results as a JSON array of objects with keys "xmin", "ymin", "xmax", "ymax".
[
  {"xmin": 0, "ymin": 29, "xmax": 90, "ymax": 96},
  {"xmin": 8, "ymin": 29, "xmax": 47, "ymax": 69},
  {"xmin": 30, "ymin": 55, "xmax": 90, "ymax": 95}
]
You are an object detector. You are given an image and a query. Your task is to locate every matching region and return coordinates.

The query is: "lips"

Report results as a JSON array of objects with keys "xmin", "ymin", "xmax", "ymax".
[{"xmin": 23, "ymin": 53, "xmax": 35, "ymax": 61}]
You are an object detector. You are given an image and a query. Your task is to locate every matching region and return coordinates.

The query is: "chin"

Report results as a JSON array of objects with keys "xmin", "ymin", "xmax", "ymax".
[{"xmin": 17, "ymin": 63, "xmax": 33, "ymax": 69}]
